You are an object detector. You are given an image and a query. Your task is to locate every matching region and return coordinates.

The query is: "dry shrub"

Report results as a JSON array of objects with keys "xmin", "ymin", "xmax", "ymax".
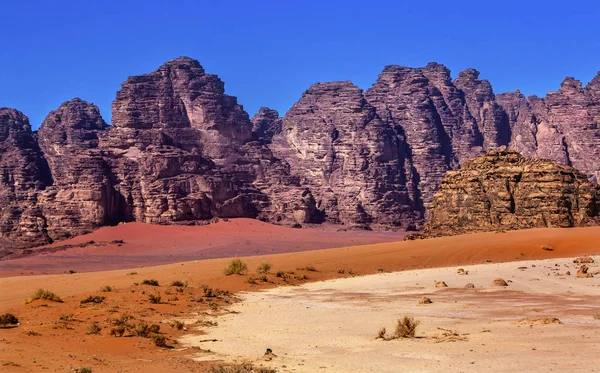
[
  {"xmin": 152, "ymin": 334, "xmax": 167, "ymax": 347},
  {"xmin": 25, "ymin": 289, "xmax": 63, "ymax": 304},
  {"xmin": 75, "ymin": 368, "xmax": 92, "ymax": 373},
  {"xmin": 171, "ymin": 320, "xmax": 184, "ymax": 330},
  {"xmin": 517, "ymin": 317, "xmax": 561, "ymax": 326},
  {"xmin": 376, "ymin": 327, "xmax": 387, "ymax": 339},
  {"xmin": 430, "ymin": 328, "xmax": 469, "ymax": 343},
  {"xmin": 134, "ymin": 322, "xmax": 160, "ymax": 337},
  {"xmin": 80, "ymin": 295, "xmax": 105, "ymax": 304},
  {"xmin": 297, "ymin": 265, "xmax": 317, "ymax": 272},
  {"xmin": 209, "ymin": 361, "xmax": 277, "ymax": 373},
  {"xmin": 170, "ymin": 280, "xmax": 187, "ymax": 287},
  {"xmin": 142, "ymin": 279, "xmax": 159, "ymax": 286},
  {"xmin": 394, "ymin": 316, "xmax": 420, "ymax": 338},
  {"xmin": 256, "ymin": 262, "xmax": 272, "ymax": 274},
  {"xmin": 0, "ymin": 313, "xmax": 19, "ymax": 327},
  {"xmin": 24, "ymin": 330, "xmax": 41, "ymax": 336},
  {"xmin": 541, "ymin": 245, "xmax": 553, "ymax": 251},
  {"xmin": 110, "ymin": 325, "xmax": 126, "ymax": 337},
  {"xmin": 224, "ymin": 259, "xmax": 248, "ymax": 275},
  {"xmin": 100, "ymin": 285, "xmax": 113, "ymax": 292},
  {"xmin": 148, "ymin": 293, "xmax": 162, "ymax": 304},
  {"xmin": 87, "ymin": 322, "xmax": 102, "ymax": 335}
]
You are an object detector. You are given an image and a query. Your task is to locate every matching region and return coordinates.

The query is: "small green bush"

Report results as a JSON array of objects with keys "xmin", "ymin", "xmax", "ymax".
[{"xmin": 223, "ymin": 259, "xmax": 248, "ymax": 275}]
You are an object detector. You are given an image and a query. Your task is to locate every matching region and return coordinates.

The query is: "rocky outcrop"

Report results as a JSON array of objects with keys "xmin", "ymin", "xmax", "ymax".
[
  {"xmin": 424, "ymin": 149, "xmax": 600, "ymax": 236},
  {"xmin": 2, "ymin": 57, "xmax": 600, "ymax": 249},
  {"xmin": 269, "ymin": 81, "xmax": 419, "ymax": 228},
  {"xmin": 0, "ymin": 108, "xmax": 51, "ymax": 245}
]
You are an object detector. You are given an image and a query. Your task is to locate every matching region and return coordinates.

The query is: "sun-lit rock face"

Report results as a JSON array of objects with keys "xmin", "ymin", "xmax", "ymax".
[
  {"xmin": 3, "ymin": 58, "xmax": 600, "ymax": 249},
  {"xmin": 424, "ymin": 149, "xmax": 600, "ymax": 236}
]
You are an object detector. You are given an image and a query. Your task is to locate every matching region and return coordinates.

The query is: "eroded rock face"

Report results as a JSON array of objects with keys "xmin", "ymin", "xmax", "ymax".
[
  {"xmin": 270, "ymin": 81, "xmax": 419, "ymax": 228},
  {"xmin": 0, "ymin": 108, "xmax": 51, "ymax": 245},
  {"xmin": 2, "ymin": 57, "xmax": 600, "ymax": 249},
  {"xmin": 424, "ymin": 149, "xmax": 600, "ymax": 236},
  {"xmin": 37, "ymin": 99, "xmax": 117, "ymax": 241}
]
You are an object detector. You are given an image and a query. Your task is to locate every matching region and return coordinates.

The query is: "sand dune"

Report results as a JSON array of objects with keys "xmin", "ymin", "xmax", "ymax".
[{"xmin": 0, "ymin": 219, "xmax": 406, "ymax": 276}]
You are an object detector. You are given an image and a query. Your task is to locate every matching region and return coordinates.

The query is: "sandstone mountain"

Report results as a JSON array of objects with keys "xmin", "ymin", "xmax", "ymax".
[
  {"xmin": 2, "ymin": 57, "xmax": 600, "ymax": 249},
  {"xmin": 424, "ymin": 149, "xmax": 600, "ymax": 236}
]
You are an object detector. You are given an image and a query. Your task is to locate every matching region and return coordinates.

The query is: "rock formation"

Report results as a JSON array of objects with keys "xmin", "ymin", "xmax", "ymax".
[
  {"xmin": 424, "ymin": 149, "xmax": 600, "ymax": 236},
  {"xmin": 2, "ymin": 57, "xmax": 600, "ymax": 249}
]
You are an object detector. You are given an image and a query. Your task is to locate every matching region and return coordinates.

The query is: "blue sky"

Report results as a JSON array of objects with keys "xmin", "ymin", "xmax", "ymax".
[{"xmin": 1, "ymin": 0, "xmax": 599, "ymax": 128}]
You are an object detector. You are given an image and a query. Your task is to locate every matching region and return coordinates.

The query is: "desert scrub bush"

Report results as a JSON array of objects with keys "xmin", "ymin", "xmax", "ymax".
[
  {"xmin": 24, "ymin": 330, "xmax": 41, "ymax": 336},
  {"xmin": 170, "ymin": 280, "xmax": 187, "ymax": 287},
  {"xmin": 100, "ymin": 285, "xmax": 113, "ymax": 292},
  {"xmin": 152, "ymin": 334, "xmax": 167, "ymax": 347},
  {"xmin": 142, "ymin": 279, "xmax": 160, "ymax": 286},
  {"xmin": 256, "ymin": 262, "xmax": 272, "ymax": 274},
  {"xmin": 80, "ymin": 295, "xmax": 105, "ymax": 305},
  {"xmin": 59, "ymin": 313, "xmax": 74, "ymax": 321},
  {"xmin": 170, "ymin": 320, "xmax": 184, "ymax": 330},
  {"xmin": 541, "ymin": 245, "xmax": 554, "ymax": 251},
  {"xmin": 394, "ymin": 316, "xmax": 420, "ymax": 338},
  {"xmin": 109, "ymin": 325, "xmax": 126, "ymax": 337},
  {"xmin": 87, "ymin": 322, "xmax": 102, "ymax": 335},
  {"xmin": 148, "ymin": 293, "xmax": 162, "ymax": 304},
  {"xmin": 297, "ymin": 265, "xmax": 317, "ymax": 272},
  {"xmin": 127, "ymin": 271, "xmax": 137, "ymax": 275},
  {"xmin": 224, "ymin": 259, "xmax": 248, "ymax": 275},
  {"xmin": 202, "ymin": 285, "xmax": 221, "ymax": 298},
  {"xmin": 0, "ymin": 313, "xmax": 19, "ymax": 327},
  {"xmin": 75, "ymin": 368, "xmax": 92, "ymax": 373},
  {"xmin": 209, "ymin": 362, "xmax": 277, "ymax": 373},
  {"xmin": 25, "ymin": 289, "xmax": 63, "ymax": 304},
  {"xmin": 376, "ymin": 327, "xmax": 387, "ymax": 339},
  {"xmin": 134, "ymin": 321, "xmax": 160, "ymax": 337}
]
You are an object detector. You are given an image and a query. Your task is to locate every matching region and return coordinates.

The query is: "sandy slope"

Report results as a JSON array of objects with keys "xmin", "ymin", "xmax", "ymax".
[
  {"xmin": 182, "ymin": 256, "xmax": 600, "ymax": 372},
  {"xmin": 0, "ymin": 219, "xmax": 406, "ymax": 276},
  {"xmin": 1, "ymin": 226, "xmax": 600, "ymax": 372}
]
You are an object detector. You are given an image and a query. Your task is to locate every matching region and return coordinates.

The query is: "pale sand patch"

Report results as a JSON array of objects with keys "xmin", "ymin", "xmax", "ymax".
[{"xmin": 181, "ymin": 256, "xmax": 600, "ymax": 372}]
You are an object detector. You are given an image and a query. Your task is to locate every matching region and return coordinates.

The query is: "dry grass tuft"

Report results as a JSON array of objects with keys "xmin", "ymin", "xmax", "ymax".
[
  {"xmin": 541, "ymin": 245, "xmax": 554, "ymax": 251},
  {"xmin": 224, "ymin": 259, "xmax": 248, "ymax": 275}
]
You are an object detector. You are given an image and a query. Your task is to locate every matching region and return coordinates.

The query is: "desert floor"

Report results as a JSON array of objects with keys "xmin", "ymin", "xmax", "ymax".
[
  {"xmin": 183, "ymin": 256, "xmax": 600, "ymax": 372},
  {"xmin": 1, "ymin": 221, "xmax": 600, "ymax": 372}
]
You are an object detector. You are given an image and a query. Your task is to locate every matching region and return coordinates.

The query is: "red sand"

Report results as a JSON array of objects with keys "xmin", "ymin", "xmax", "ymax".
[{"xmin": 0, "ymin": 219, "xmax": 406, "ymax": 276}]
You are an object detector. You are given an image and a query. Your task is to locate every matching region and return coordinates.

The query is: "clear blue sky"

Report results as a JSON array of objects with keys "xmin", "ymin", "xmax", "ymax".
[{"xmin": 1, "ymin": 0, "xmax": 599, "ymax": 128}]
